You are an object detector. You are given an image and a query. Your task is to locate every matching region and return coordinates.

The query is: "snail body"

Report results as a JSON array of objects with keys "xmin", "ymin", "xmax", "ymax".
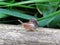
[{"xmin": 18, "ymin": 18, "xmax": 38, "ymax": 31}]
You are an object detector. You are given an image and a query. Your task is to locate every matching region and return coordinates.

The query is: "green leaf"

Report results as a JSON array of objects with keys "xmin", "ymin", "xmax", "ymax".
[
  {"xmin": 36, "ymin": 2, "xmax": 59, "ymax": 15},
  {"xmin": 36, "ymin": 2, "xmax": 59, "ymax": 26},
  {"xmin": 0, "ymin": 0, "xmax": 5, "ymax": 2},
  {"xmin": 37, "ymin": 10, "xmax": 60, "ymax": 27},
  {"xmin": 0, "ymin": 8, "xmax": 36, "ymax": 20},
  {"xmin": 0, "ymin": 2, "xmax": 10, "ymax": 5},
  {"xmin": 0, "ymin": 2, "xmax": 34, "ymax": 9},
  {"xmin": 48, "ymin": 14, "xmax": 60, "ymax": 28},
  {"xmin": 6, "ymin": 0, "xmax": 60, "ymax": 6},
  {"xmin": 0, "ymin": 13, "xmax": 8, "ymax": 18},
  {"xmin": 38, "ymin": 17, "xmax": 55, "ymax": 26}
]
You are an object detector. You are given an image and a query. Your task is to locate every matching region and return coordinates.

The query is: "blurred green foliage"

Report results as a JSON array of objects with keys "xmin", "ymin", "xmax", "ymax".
[{"xmin": 0, "ymin": 0, "xmax": 60, "ymax": 28}]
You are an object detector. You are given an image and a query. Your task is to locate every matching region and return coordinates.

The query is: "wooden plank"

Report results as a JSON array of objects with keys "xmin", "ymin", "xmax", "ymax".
[{"xmin": 0, "ymin": 24, "xmax": 60, "ymax": 45}]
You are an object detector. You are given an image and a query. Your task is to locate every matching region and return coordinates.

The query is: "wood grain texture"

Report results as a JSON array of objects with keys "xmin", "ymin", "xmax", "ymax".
[{"xmin": 0, "ymin": 24, "xmax": 60, "ymax": 45}]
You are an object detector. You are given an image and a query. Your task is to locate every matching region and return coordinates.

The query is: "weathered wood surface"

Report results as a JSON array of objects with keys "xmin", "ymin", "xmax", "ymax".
[{"xmin": 0, "ymin": 24, "xmax": 60, "ymax": 45}]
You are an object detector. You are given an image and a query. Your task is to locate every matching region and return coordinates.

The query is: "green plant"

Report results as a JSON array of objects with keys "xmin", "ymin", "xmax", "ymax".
[{"xmin": 0, "ymin": 0, "xmax": 60, "ymax": 28}]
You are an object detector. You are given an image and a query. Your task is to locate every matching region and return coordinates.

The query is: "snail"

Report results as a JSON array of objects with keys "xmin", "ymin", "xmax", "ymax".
[{"xmin": 18, "ymin": 18, "xmax": 38, "ymax": 32}]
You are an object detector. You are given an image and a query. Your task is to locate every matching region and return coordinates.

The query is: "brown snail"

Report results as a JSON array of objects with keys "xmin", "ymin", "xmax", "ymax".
[{"xmin": 18, "ymin": 18, "xmax": 38, "ymax": 31}]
